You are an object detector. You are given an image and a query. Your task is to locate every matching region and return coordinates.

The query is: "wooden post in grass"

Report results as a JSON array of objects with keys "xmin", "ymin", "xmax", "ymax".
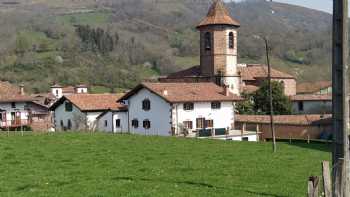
[
  {"xmin": 322, "ymin": 161, "xmax": 332, "ymax": 197},
  {"xmin": 308, "ymin": 176, "xmax": 319, "ymax": 197}
]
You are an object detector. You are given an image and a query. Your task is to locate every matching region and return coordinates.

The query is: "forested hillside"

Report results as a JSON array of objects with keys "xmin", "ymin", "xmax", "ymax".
[{"xmin": 0, "ymin": 0, "xmax": 332, "ymax": 93}]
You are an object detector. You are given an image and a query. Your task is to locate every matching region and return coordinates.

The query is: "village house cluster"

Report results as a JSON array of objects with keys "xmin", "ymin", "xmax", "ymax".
[{"xmin": 0, "ymin": 0, "xmax": 333, "ymax": 141}]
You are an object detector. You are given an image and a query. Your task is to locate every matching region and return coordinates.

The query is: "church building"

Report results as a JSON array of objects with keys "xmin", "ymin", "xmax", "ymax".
[{"xmin": 160, "ymin": 0, "xmax": 296, "ymax": 96}]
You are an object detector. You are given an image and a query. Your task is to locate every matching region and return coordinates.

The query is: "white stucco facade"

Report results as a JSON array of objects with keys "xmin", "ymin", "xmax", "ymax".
[
  {"xmin": 127, "ymin": 88, "xmax": 172, "ymax": 136},
  {"xmin": 51, "ymin": 88, "xmax": 63, "ymax": 98},
  {"xmin": 53, "ymin": 100, "xmax": 103, "ymax": 131},
  {"xmin": 0, "ymin": 102, "xmax": 29, "ymax": 127},
  {"xmin": 97, "ymin": 111, "xmax": 128, "ymax": 133}
]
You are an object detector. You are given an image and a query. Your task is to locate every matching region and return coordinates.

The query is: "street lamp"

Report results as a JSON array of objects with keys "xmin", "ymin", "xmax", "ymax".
[{"xmin": 253, "ymin": 35, "xmax": 277, "ymax": 153}]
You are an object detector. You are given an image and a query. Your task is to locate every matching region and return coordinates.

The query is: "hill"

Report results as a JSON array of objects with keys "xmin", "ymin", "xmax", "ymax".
[
  {"xmin": 0, "ymin": 133, "xmax": 331, "ymax": 196},
  {"xmin": 0, "ymin": 0, "xmax": 332, "ymax": 93}
]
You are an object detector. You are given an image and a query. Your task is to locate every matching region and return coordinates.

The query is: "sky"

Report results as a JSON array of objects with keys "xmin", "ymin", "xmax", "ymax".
[{"xmin": 231, "ymin": 0, "xmax": 333, "ymax": 14}]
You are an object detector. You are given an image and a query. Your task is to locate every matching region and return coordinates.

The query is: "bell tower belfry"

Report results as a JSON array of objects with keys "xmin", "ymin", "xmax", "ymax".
[{"xmin": 196, "ymin": 0, "xmax": 241, "ymax": 94}]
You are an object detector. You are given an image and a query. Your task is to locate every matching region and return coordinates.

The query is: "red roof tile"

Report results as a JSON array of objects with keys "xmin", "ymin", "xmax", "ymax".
[
  {"xmin": 290, "ymin": 94, "xmax": 332, "ymax": 101},
  {"xmin": 197, "ymin": 0, "xmax": 240, "ymax": 28},
  {"xmin": 0, "ymin": 81, "xmax": 34, "ymax": 102},
  {"xmin": 235, "ymin": 114, "xmax": 332, "ymax": 126},
  {"xmin": 119, "ymin": 82, "xmax": 242, "ymax": 103},
  {"xmin": 50, "ymin": 94, "xmax": 126, "ymax": 112},
  {"xmin": 238, "ymin": 64, "xmax": 295, "ymax": 80},
  {"xmin": 296, "ymin": 81, "xmax": 332, "ymax": 94}
]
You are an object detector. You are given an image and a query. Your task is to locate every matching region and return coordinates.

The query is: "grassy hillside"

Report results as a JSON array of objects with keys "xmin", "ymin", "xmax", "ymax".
[
  {"xmin": 0, "ymin": 133, "xmax": 331, "ymax": 196},
  {"xmin": 0, "ymin": 0, "xmax": 333, "ymax": 92}
]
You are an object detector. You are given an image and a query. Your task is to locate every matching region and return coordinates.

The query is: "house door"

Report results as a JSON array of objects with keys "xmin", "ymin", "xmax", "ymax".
[
  {"xmin": 11, "ymin": 112, "xmax": 16, "ymax": 125},
  {"xmin": 16, "ymin": 112, "xmax": 21, "ymax": 125}
]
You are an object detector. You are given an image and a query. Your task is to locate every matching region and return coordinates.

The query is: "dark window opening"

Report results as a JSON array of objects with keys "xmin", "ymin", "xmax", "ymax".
[
  {"xmin": 205, "ymin": 32, "xmax": 211, "ymax": 50},
  {"xmin": 60, "ymin": 120, "xmax": 64, "ymax": 128},
  {"xmin": 142, "ymin": 99, "xmax": 151, "ymax": 111},
  {"xmin": 298, "ymin": 101, "xmax": 304, "ymax": 111},
  {"xmin": 105, "ymin": 120, "xmax": 108, "ymax": 127},
  {"xmin": 242, "ymin": 137, "xmax": 249, "ymax": 141},
  {"xmin": 11, "ymin": 102, "xmax": 16, "ymax": 108},
  {"xmin": 143, "ymin": 119, "xmax": 151, "ymax": 129},
  {"xmin": 215, "ymin": 70, "xmax": 224, "ymax": 86},
  {"xmin": 229, "ymin": 32, "xmax": 234, "ymax": 49},
  {"xmin": 183, "ymin": 103, "xmax": 194, "ymax": 111},
  {"xmin": 206, "ymin": 119, "xmax": 214, "ymax": 128},
  {"xmin": 211, "ymin": 102, "xmax": 221, "ymax": 109},
  {"xmin": 132, "ymin": 119, "xmax": 139, "ymax": 128},
  {"xmin": 115, "ymin": 119, "xmax": 121, "ymax": 128},
  {"xmin": 65, "ymin": 102, "xmax": 73, "ymax": 112}
]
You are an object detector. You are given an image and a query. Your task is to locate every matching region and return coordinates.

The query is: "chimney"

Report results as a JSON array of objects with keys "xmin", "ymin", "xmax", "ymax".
[
  {"xmin": 224, "ymin": 85, "xmax": 230, "ymax": 96},
  {"xmin": 19, "ymin": 84, "xmax": 25, "ymax": 95}
]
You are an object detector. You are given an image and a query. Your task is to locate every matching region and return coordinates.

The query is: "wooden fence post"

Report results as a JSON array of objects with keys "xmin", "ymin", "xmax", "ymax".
[
  {"xmin": 308, "ymin": 176, "xmax": 319, "ymax": 197},
  {"xmin": 322, "ymin": 161, "xmax": 332, "ymax": 197}
]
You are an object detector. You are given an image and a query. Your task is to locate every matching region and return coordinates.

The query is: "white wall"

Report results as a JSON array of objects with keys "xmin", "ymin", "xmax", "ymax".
[
  {"xmin": 53, "ymin": 100, "xmax": 103, "ymax": 131},
  {"xmin": 172, "ymin": 101, "xmax": 235, "ymax": 135},
  {"xmin": 51, "ymin": 88, "xmax": 63, "ymax": 98},
  {"xmin": 128, "ymin": 88, "xmax": 172, "ymax": 136},
  {"xmin": 292, "ymin": 100, "xmax": 332, "ymax": 114},
  {"xmin": 0, "ymin": 102, "xmax": 29, "ymax": 127},
  {"xmin": 76, "ymin": 87, "xmax": 88, "ymax": 94},
  {"xmin": 97, "ymin": 111, "xmax": 128, "ymax": 133}
]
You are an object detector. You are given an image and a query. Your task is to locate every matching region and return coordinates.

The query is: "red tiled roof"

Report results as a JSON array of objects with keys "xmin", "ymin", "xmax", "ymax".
[
  {"xmin": 62, "ymin": 86, "xmax": 75, "ymax": 94},
  {"xmin": 290, "ymin": 94, "xmax": 332, "ymax": 101},
  {"xmin": 296, "ymin": 81, "xmax": 332, "ymax": 94},
  {"xmin": 197, "ymin": 0, "xmax": 240, "ymax": 28},
  {"xmin": 238, "ymin": 64, "xmax": 295, "ymax": 80},
  {"xmin": 50, "ymin": 94, "xmax": 126, "ymax": 112},
  {"xmin": 0, "ymin": 81, "xmax": 34, "ymax": 102},
  {"xmin": 119, "ymin": 82, "xmax": 242, "ymax": 103},
  {"xmin": 235, "ymin": 114, "xmax": 332, "ymax": 126},
  {"xmin": 242, "ymin": 85, "xmax": 259, "ymax": 93},
  {"xmin": 167, "ymin": 66, "xmax": 201, "ymax": 78}
]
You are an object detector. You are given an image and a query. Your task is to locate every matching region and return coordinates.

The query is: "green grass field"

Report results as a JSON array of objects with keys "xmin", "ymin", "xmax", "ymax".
[{"xmin": 0, "ymin": 133, "xmax": 331, "ymax": 197}]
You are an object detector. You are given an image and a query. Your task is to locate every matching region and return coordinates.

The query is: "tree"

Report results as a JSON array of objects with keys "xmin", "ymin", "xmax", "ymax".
[{"xmin": 237, "ymin": 80, "xmax": 292, "ymax": 115}]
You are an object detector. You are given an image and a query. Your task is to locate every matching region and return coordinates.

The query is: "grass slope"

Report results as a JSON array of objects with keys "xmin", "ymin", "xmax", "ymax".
[{"xmin": 0, "ymin": 133, "xmax": 331, "ymax": 197}]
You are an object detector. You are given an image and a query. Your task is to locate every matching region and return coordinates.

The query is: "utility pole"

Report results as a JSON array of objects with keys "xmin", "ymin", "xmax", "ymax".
[
  {"xmin": 332, "ymin": 0, "xmax": 350, "ymax": 196},
  {"xmin": 264, "ymin": 37, "xmax": 277, "ymax": 153}
]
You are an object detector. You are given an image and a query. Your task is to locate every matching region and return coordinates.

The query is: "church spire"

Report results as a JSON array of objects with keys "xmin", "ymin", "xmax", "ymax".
[{"xmin": 197, "ymin": 0, "xmax": 240, "ymax": 29}]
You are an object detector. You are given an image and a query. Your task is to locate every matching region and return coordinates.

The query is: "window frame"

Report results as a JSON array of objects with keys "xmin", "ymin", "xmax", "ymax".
[
  {"xmin": 65, "ymin": 102, "xmax": 73, "ymax": 112},
  {"xmin": 204, "ymin": 32, "xmax": 212, "ymax": 51},
  {"xmin": 183, "ymin": 102, "xmax": 194, "ymax": 111},
  {"xmin": 11, "ymin": 102, "xmax": 16, "ymax": 109},
  {"xmin": 205, "ymin": 119, "xmax": 214, "ymax": 128},
  {"xmin": 298, "ymin": 101, "xmax": 304, "ymax": 111},
  {"xmin": 132, "ymin": 119, "xmax": 139, "ymax": 128},
  {"xmin": 229, "ymin": 32, "xmax": 234, "ymax": 49},
  {"xmin": 143, "ymin": 119, "xmax": 151, "ymax": 129},
  {"xmin": 183, "ymin": 121, "xmax": 193, "ymax": 129},
  {"xmin": 196, "ymin": 118, "xmax": 205, "ymax": 129},
  {"xmin": 211, "ymin": 102, "xmax": 221, "ymax": 110},
  {"xmin": 115, "ymin": 119, "xmax": 121, "ymax": 128},
  {"xmin": 142, "ymin": 99, "xmax": 151, "ymax": 111}
]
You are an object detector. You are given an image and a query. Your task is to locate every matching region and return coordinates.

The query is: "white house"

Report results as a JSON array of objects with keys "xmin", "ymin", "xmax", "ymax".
[
  {"xmin": 50, "ymin": 84, "xmax": 89, "ymax": 99},
  {"xmin": 96, "ymin": 109, "xmax": 128, "ymax": 133},
  {"xmin": 49, "ymin": 94, "xmax": 125, "ymax": 131},
  {"xmin": 117, "ymin": 82, "xmax": 257, "ymax": 141},
  {"xmin": 290, "ymin": 94, "xmax": 332, "ymax": 114}
]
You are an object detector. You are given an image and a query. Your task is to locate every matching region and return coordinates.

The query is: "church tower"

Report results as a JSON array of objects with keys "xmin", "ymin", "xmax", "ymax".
[{"xmin": 197, "ymin": 0, "xmax": 241, "ymax": 94}]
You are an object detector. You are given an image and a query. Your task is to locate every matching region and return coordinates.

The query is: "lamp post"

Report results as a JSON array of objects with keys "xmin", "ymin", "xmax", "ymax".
[{"xmin": 253, "ymin": 35, "xmax": 277, "ymax": 153}]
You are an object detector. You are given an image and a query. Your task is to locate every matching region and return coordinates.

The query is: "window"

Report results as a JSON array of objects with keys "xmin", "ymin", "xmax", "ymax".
[
  {"xmin": 204, "ymin": 32, "xmax": 211, "ymax": 50},
  {"xmin": 104, "ymin": 120, "xmax": 108, "ymax": 127},
  {"xmin": 229, "ymin": 32, "xmax": 234, "ymax": 49},
  {"xmin": 132, "ymin": 119, "xmax": 139, "ymax": 128},
  {"xmin": 206, "ymin": 119, "xmax": 214, "ymax": 128},
  {"xmin": 215, "ymin": 70, "xmax": 224, "ymax": 86},
  {"xmin": 211, "ymin": 102, "xmax": 221, "ymax": 109},
  {"xmin": 242, "ymin": 137, "xmax": 249, "ymax": 141},
  {"xmin": 65, "ymin": 102, "xmax": 73, "ymax": 112},
  {"xmin": 183, "ymin": 103, "xmax": 194, "ymax": 111},
  {"xmin": 143, "ymin": 119, "xmax": 151, "ymax": 129},
  {"xmin": 115, "ymin": 119, "xmax": 121, "ymax": 128},
  {"xmin": 142, "ymin": 99, "xmax": 151, "ymax": 111},
  {"xmin": 60, "ymin": 120, "xmax": 64, "ymax": 128},
  {"xmin": 0, "ymin": 113, "xmax": 2, "ymax": 121},
  {"xmin": 298, "ymin": 101, "xmax": 304, "ymax": 111},
  {"xmin": 67, "ymin": 119, "xmax": 72, "ymax": 130},
  {"xmin": 11, "ymin": 102, "xmax": 16, "ymax": 108},
  {"xmin": 56, "ymin": 89, "xmax": 59, "ymax": 96},
  {"xmin": 196, "ymin": 118, "xmax": 205, "ymax": 129},
  {"xmin": 183, "ymin": 121, "xmax": 193, "ymax": 129}
]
